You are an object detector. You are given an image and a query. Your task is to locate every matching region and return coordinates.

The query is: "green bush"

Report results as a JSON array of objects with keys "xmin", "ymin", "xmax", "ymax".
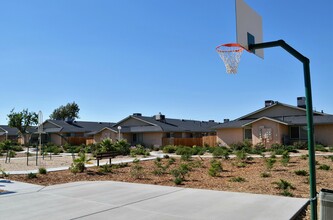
[
  {"xmin": 38, "ymin": 167, "xmax": 47, "ymax": 174},
  {"xmin": 318, "ymin": 164, "xmax": 330, "ymax": 171},
  {"xmin": 168, "ymin": 157, "xmax": 176, "ymax": 165},
  {"xmin": 173, "ymin": 177, "xmax": 183, "ymax": 185},
  {"xmin": 130, "ymin": 145, "xmax": 150, "ymax": 157},
  {"xmin": 300, "ymin": 154, "xmax": 308, "ymax": 160},
  {"xmin": 293, "ymin": 141, "xmax": 307, "ymax": 150},
  {"xmin": 265, "ymin": 158, "xmax": 276, "ymax": 170},
  {"xmin": 130, "ymin": 159, "xmax": 144, "ymax": 179},
  {"xmin": 170, "ymin": 163, "xmax": 190, "ymax": 182},
  {"xmin": 212, "ymin": 147, "xmax": 230, "ymax": 159},
  {"xmin": 99, "ymin": 164, "xmax": 112, "ymax": 173},
  {"xmin": 273, "ymin": 179, "xmax": 295, "ymax": 190},
  {"xmin": 69, "ymin": 152, "xmax": 88, "ymax": 174},
  {"xmin": 294, "ymin": 170, "xmax": 308, "ymax": 176},
  {"xmin": 230, "ymin": 140, "xmax": 252, "ymax": 152},
  {"xmin": 27, "ymin": 172, "xmax": 37, "ymax": 179},
  {"xmin": 235, "ymin": 150, "xmax": 247, "ymax": 161},
  {"xmin": 280, "ymin": 151, "xmax": 290, "ymax": 166},
  {"xmin": 281, "ymin": 190, "xmax": 294, "ymax": 197},
  {"xmin": 315, "ymin": 144, "xmax": 328, "ymax": 152},
  {"xmin": 260, "ymin": 172, "xmax": 271, "ymax": 178},
  {"xmin": 162, "ymin": 145, "xmax": 177, "ymax": 153},
  {"xmin": 175, "ymin": 146, "xmax": 193, "ymax": 156},
  {"xmin": 230, "ymin": 177, "xmax": 246, "ymax": 182},
  {"xmin": 208, "ymin": 159, "xmax": 223, "ymax": 177}
]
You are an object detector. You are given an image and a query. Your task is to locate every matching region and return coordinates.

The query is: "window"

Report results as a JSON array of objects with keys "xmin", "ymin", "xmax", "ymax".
[
  {"xmin": 290, "ymin": 126, "xmax": 308, "ymax": 140},
  {"xmin": 244, "ymin": 128, "xmax": 252, "ymax": 140}
]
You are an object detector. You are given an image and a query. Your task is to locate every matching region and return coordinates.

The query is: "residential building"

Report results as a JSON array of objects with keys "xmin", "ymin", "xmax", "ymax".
[{"xmin": 214, "ymin": 97, "xmax": 333, "ymax": 148}]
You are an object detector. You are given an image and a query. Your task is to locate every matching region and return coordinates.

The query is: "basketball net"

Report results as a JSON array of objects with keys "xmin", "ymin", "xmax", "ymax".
[{"xmin": 216, "ymin": 43, "xmax": 244, "ymax": 74}]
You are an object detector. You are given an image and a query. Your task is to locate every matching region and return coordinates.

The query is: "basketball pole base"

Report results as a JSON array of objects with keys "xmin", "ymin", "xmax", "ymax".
[{"xmin": 249, "ymin": 40, "xmax": 317, "ymax": 220}]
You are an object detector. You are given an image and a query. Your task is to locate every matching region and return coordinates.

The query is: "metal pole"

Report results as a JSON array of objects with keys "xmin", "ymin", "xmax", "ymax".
[{"xmin": 250, "ymin": 40, "xmax": 317, "ymax": 220}]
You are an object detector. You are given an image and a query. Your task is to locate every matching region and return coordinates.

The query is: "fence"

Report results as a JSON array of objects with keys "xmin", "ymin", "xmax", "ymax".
[
  {"xmin": 162, "ymin": 136, "xmax": 217, "ymax": 147},
  {"xmin": 67, "ymin": 137, "xmax": 87, "ymax": 146}
]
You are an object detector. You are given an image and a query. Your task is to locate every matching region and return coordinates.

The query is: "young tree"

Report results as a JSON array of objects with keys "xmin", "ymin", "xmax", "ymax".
[
  {"xmin": 7, "ymin": 109, "xmax": 38, "ymax": 146},
  {"xmin": 49, "ymin": 102, "xmax": 80, "ymax": 120}
]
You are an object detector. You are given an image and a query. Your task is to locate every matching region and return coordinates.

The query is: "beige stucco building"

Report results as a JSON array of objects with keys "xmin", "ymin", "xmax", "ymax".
[{"xmin": 215, "ymin": 98, "xmax": 333, "ymax": 148}]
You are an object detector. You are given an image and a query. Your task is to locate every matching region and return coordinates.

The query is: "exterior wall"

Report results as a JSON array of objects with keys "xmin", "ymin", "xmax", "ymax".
[
  {"xmin": 216, "ymin": 128, "xmax": 243, "ymax": 147},
  {"xmin": 94, "ymin": 129, "xmax": 118, "ymax": 143},
  {"xmin": 251, "ymin": 119, "xmax": 287, "ymax": 147},
  {"xmin": 50, "ymin": 134, "xmax": 63, "ymax": 146},
  {"xmin": 314, "ymin": 124, "xmax": 333, "ymax": 146},
  {"xmin": 246, "ymin": 105, "xmax": 306, "ymax": 119},
  {"xmin": 142, "ymin": 132, "xmax": 163, "ymax": 147}
]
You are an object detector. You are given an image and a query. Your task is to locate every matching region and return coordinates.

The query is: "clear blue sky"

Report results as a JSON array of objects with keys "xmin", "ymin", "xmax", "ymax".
[{"xmin": 1, "ymin": 0, "xmax": 332, "ymax": 125}]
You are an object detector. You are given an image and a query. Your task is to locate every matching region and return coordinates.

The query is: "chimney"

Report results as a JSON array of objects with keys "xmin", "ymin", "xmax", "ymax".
[
  {"xmin": 133, "ymin": 113, "xmax": 142, "ymax": 116},
  {"xmin": 297, "ymin": 97, "xmax": 306, "ymax": 108},
  {"xmin": 265, "ymin": 100, "xmax": 274, "ymax": 107},
  {"xmin": 208, "ymin": 120, "xmax": 215, "ymax": 122},
  {"xmin": 224, "ymin": 119, "xmax": 230, "ymax": 123},
  {"xmin": 65, "ymin": 117, "xmax": 74, "ymax": 123}
]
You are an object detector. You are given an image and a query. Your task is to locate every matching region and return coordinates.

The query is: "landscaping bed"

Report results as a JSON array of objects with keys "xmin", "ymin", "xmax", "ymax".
[{"xmin": 8, "ymin": 154, "xmax": 333, "ymax": 199}]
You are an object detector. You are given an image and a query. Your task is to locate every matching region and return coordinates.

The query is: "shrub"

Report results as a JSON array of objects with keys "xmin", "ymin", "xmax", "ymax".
[
  {"xmin": 163, "ymin": 145, "xmax": 177, "ymax": 153},
  {"xmin": 230, "ymin": 177, "xmax": 246, "ymax": 182},
  {"xmin": 230, "ymin": 140, "xmax": 252, "ymax": 152},
  {"xmin": 318, "ymin": 164, "xmax": 330, "ymax": 170},
  {"xmin": 181, "ymin": 153, "xmax": 192, "ymax": 161},
  {"xmin": 38, "ymin": 167, "xmax": 47, "ymax": 174},
  {"xmin": 173, "ymin": 177, "xmax": 183, "ymax": 185},
  {"xmin": 170, "ymin": 163, "xmax": 190, "ymax": 182},
  {"xmin": 112, "ymin": 162, "xmax": 128, "ymax": 169},
  {"xmin": 280, "ymin": 151, "xmax": 290, "ymax": 166},
  {"xmin": 212, "ymin": 147, "xmax": 230, "ymax": 159},
  {"xmin": 99, "ymin": 164, "xmax": 112, "ymax": 173},
  {"xmin": 163, "ymin": 154, "xmax": 170, "ymax": 159},
  {"xmin": 294, "ymin": 170, "xmax": 308, "ymax": 176},
  {"xmin": 168, "ymin": 157, "xmax": 176, "ymax": 165},
  {"xmin": 27, "ymin": 172, "xmax": 37, "ymax": 179},
  {"xmin": 281, "ymin": 190, "xmax": 294, "ymax": 197},
  {"xmin": 176, "ymin": 146, "xmax": 193, "ymax": 156},
  {"xmin": 300, "ymin": 154, "xmax": 308, "ymax": 160},
  {"xmin": 260, "ymin": 172, "xmax": 271, "ymax": 178},
  {"xmin": 235, "ymin": 150, "xmax": 247, "ymax": 161},
  {"xmin": 293, "ymin": 141, "xmax": 307, "ymax": 150},
  {"xmin": 235, "ymin": 162, "xmax": 246, "ymax": 168},
  {"xmin": 265, "ymin": 158, "xmax": 276, "ymax": 170},
  {"xmin": 273, "ymin": 179, "xmax": 295, "ymax": 190},
  {"xmin": 69, "ymin": 152, "xmax": 88, "ymax": 174},
  {"xmin": 130, "ymin": 159, "xmax": 144, "ymax": 179},
  {"xmin": 315, "ymin": 144, "xmax": 328, "ymax": 152},
  {"xmin": 113, "ymin": 140, "xmax": 130, "ymax": 155},
  {"xmin": 130, "ymin": 145, "xmax": 150, "ymax": 157},
  {"xmin": 208, "ymin": 159, "xmax": 223, "ymax": 177}
]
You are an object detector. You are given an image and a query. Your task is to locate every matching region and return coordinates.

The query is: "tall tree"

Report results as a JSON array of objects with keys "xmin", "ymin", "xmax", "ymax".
[
  {"xmin": 49, "ymin": 102, "xmax": 80, "ymax": 120},
  {"xmin": 7, "ymin": 109, "xmax": 38, "ymax": 146}
]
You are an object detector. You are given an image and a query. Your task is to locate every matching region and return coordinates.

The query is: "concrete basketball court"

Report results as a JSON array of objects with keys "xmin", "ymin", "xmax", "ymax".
[{"xmin": 0, "ymin": 180, "xmax": 308, "ymax": 220}]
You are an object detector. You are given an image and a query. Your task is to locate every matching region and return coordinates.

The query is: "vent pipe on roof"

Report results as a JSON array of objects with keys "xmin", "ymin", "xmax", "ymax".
[
  {"xmin": 65, "ymin": 117, "xmax": 74, "ymax": 124},
  {"xmin": 265, "ymin": 100, "xmax": 275, "ymax": 107},
  {"xmin": 133, "ymin": 113, "xmax": 142, "ymax": 116},
  {"xmin": 297, "ymin": 97, "xmax": 306, "ymax": 108},
  {"xmin": 155, "ymin": 112, "xmax": 165, "ymax": 121},
  {"xmin": 224, "ymin": 119, "xmax": 230, "ymax": 123},
  {"xmin": 209, "ymin": 120, "xmax": 215, "ymax": 122}
]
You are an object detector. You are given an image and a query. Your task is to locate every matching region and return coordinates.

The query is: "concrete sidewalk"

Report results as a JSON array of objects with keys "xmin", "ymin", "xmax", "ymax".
[{"xmin": 0, "ymin": 180, "xmax": 308, "ymax": 220}]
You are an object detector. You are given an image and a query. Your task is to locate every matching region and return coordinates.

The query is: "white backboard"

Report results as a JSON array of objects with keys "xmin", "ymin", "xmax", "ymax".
[{"xmin": 236, "ymin": 0, "xmax": 264, "ymax": 58}]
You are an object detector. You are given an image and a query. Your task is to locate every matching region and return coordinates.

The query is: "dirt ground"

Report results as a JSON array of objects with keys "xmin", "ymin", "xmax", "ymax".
[{"xmin": 4, "ymin": 152, "xmax": 333, "ymax": 220}]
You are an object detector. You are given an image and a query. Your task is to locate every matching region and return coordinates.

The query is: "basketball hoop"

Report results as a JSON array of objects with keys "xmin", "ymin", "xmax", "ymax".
[{"xmin": 216, "ymin": 43, "xmax": 244, "ymax": 74}]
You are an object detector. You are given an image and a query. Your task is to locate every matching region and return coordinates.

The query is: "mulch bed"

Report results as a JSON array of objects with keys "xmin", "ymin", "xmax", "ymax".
[{"xmin": 7, "ymin": 155, "xmax": 333, "ymax": 199}]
